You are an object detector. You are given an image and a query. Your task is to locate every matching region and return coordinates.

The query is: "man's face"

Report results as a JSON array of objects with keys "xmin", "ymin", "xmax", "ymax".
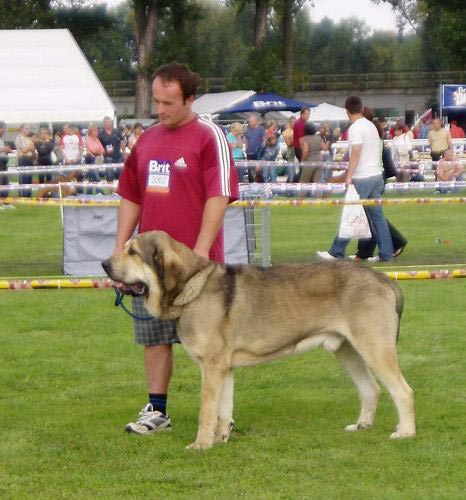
[
  {"xmin": 432, "ymin": 119, "xmax": 441, "ymax": 131},
  {"xmin": 248, "ymin": 116, "xmax": 258, "ymax": 128},
  {"xmin": 302, "ymin": 109, "xmax": 310, "ymax": 121},
  {"xmin": 443, "ymin": 150, "xmax": 453, "ymax": 161},
  {"xmin": 103, "ymin": 119, "xmax": 113, "ymax": 132},
  {"xmin": 152, "ymin": 77, "xmax": 193, "ymax": 129}
]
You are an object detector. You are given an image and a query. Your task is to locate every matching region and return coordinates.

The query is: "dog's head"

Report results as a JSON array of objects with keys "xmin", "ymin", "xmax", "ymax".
[{"xmin": 102, "ymin": 231, "xmax": 213, "ymax": 319}]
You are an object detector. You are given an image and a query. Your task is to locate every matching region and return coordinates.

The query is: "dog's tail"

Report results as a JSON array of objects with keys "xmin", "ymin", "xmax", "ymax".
[{"xmin": 389, "ymin": 281, "xmax": 404, "ymax": 343}]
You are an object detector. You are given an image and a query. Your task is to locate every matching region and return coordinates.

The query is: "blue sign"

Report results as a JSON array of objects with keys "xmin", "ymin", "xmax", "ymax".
[{"xmin": 442, "ymin": 84, "xmax": 466, "ymax": 109}]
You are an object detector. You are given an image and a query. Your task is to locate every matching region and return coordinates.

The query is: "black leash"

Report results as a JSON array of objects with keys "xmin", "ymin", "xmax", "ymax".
[{"xmin": 114, "ymin": 288, "xmax": 155, "ymax": 321}]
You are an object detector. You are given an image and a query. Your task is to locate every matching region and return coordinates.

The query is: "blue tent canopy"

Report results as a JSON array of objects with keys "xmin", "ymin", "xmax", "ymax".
[{"xmin": 217, "ymin": 92, "xmax": 316, "ymax": 114}]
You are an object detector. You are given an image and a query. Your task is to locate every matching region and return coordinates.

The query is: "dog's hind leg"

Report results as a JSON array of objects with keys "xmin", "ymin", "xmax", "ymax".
[
  {"xmin": 335, "ymin": 340, "xmax": 381, "ymax": 432},
  {"xmin": 186, "ymin": 361, "xmax": 228, "ymax": 450},
  {"xmin": 351, "ymin": 336, "xmax": 415, "ymax": 439},
  {"xmin": 214, "ymin": 370, "xmax": 234, "ymax": 444}
]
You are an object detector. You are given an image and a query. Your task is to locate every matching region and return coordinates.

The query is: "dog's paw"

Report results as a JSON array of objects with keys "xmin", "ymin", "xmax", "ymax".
[
  {"xmin": 214, "ymin": 419, "xmax": 234, "ymax": 444},
  {"xmin": 345, "ymin": 422, "xmax": 372, "ymax": 432},
  {"xmin": 390, "ymin": 429, "xmax": 416, "ymax": 439},
  {"xmin": 186, "ymin": 440, "xmax": 213, "ymax": 451}
]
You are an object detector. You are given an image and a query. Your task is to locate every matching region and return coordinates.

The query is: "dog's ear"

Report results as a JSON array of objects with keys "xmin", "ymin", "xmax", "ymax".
[
  {"xmin": 173, "ymin": 265, "xmax": 212, "ymax": 306},
  {"xmin": 161, "ymin": 248, "xmax": 183, "ymax": 292},
  {"xmin": 137, "ymin": 234, "xmax": 160, "ymax": 267},
  {"xmin": 137, "ymin": 233, "xmax": 183, "ymax": 292}
]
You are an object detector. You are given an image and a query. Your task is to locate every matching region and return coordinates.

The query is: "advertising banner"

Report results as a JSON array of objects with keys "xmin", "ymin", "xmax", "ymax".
[{"xmin": 442, "ymin": 85, "xmax": 466, "ymax": 109}]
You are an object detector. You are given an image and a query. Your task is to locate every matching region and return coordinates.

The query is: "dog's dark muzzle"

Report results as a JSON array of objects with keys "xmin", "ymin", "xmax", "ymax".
[{"xmin": 101, "ymin": 258, "xmax": 112, "ymax": 275}]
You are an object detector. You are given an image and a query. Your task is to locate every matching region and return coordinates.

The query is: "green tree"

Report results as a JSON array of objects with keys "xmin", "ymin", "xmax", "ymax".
[
  {"xmin": 273, "ymin": 0, "xmax": 307, "ymax": 94},
  {"xmin": 0, "ymin": 0, "xmax": 54, "ymax": 28},
  {"xmin": 132, "ymin": 0, "xmax": 163, "ymax": 117},
  {"xmin": 375, "ymin": 0, "xmax": 466, "ymax": 70},
  {"xmin": 54, "ymin": 4, "xmax": 134, "ymax": 81}
]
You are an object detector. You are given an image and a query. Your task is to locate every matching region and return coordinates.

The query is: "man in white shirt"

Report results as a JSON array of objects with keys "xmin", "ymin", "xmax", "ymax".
[{"xmin": 318, "ymin": 96, "xmax": 394, "ymax": 262}]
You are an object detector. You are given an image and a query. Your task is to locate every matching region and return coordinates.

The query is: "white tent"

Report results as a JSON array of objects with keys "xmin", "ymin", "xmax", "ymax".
[
  {"xmin": 310, "ymin": 102, "xmax": 348, "ymax": 122},
  {"xmin": 0, "ymin": 29, "xmax": 115, "ymax": 124},
  {"xmin": 192, "ymin": 90, "xmax": 255, "ymax": 115}
]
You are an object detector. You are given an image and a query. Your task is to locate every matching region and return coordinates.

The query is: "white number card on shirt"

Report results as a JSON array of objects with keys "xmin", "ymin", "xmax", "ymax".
[{"xmin": 147, "ymin": 160, "xmax": 171, "ymax": 192}]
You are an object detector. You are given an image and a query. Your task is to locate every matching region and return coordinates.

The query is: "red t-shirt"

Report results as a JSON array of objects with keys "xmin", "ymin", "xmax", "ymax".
[
  {"xmin": 117, "ymin": 116, "xmax": 239, "ymax": 263},
  {"xmin": 450, "ymin": 124, "xmax": 465, "ymax": 139},
  {"xmin": 293, "ymin": 117, "xmax": 306, "ymax": 148}
]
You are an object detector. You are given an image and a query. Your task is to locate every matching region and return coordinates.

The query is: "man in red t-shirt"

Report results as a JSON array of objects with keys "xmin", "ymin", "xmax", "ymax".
[
  {"xmin": 114, "ymin": 62, "xmax": 239, "ymax": 435},
  {"xmin": 293, "ymin": 107, "xmax": 310, "ymax": 161},
  {"xmin": 450, "ymin": 120, "xmax": 465, "ymax": 139}
]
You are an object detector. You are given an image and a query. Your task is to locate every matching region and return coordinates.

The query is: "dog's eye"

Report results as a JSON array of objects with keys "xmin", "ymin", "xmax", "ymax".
[{"xmin": 128, "ymin": 247, "xmax": 137, "ymax": 256}]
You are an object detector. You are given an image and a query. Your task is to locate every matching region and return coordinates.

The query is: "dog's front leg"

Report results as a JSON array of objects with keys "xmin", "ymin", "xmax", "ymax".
[
  {"xmin": 186, "ymin": 363, "xmax": 227, "ymax": 451},
  {"xmin": 214, "ymin": 370, "xmax": 234, "ymax": 444}
]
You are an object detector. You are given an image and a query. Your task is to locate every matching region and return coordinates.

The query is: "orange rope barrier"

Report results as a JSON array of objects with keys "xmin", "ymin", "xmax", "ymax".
[
  {"xmin": 0, "ymin": 270, "xmax": 465, "ymax": 290},
  {"xmin": 2, "ymin": 196, "xmax": 466, "ymax": 208}
]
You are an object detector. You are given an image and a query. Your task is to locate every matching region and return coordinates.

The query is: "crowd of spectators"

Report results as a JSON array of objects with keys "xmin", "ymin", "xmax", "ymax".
[
  {"xmin": 225, "ymin": 108, "xmax": 342, "ymax": 184},
  {"xmin": 223, "ymin": 111, "xmax": 465, "ymax": 186},
  {"xmin": 0, "ymin": 118, "xmax": 146, "ymax": 198},
  {"xmin": 2, "ymin": 111, "xmax": 465, "ymax": 199}
]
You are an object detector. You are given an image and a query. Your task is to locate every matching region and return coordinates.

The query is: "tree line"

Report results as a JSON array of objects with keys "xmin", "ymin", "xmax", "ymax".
[{"xmin": 1, "ymin": 0, "xmax": 464, "ymax": 117}]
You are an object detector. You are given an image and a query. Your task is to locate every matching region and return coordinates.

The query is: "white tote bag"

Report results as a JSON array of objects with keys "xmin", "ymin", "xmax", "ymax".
[{"xmin": 338, "ymin": 185, "xmax": 372, "ymax": 239}]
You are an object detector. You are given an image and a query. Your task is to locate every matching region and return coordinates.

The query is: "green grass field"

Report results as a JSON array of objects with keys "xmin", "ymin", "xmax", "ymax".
[
  {"xmin": 0, "ymin": 202, "xmax": 465, "ymax": 275},
  {"xmin": 0, "ymin": 204, "xmax": 465, "ymax": 498}
]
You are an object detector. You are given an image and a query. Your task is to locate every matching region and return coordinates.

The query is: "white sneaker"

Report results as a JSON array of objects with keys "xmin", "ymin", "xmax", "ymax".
[
  {"xmin": 316, "ymin": 250, "xmax": 338, "ymax": 261},
  {"xmin": 367, "ymin": 256, "xmax": 380, "ymax": 262},
  {"xmin": 348, "ymin": 255, "xmax": 358, "ymax": 260},
  {"xmin": 125, "ymin": 403, "xmax": 172, "ymax": 434}
]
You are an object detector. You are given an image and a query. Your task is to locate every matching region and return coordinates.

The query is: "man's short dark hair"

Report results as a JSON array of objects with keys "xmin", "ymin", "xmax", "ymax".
[
  {"xmin": 345, "ymin": 96, "xmax": 363, "ymax": 115},
  {"xmin": 304, "ymin": 122, "xmax": 317, "ymax": 136},
  {"xmin": 362, "ymin": 106, "xmax": 375, "ymax": 121},
  {"xmin": 300, "ymin": 107, "xmax": 310, "ymax": 116},
  {"xmin": 153, "ymin": 62, "xmax": 201, "ymax": 102}
]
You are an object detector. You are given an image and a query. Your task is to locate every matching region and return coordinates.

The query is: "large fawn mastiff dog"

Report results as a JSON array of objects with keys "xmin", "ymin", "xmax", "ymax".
[{"xmin": 102, "ymin": 231, "xmax": 415, "ymax": 450}]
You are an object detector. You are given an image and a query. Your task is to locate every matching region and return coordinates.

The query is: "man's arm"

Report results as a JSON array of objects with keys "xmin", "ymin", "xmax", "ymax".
[
  {"xmin": 114, "ymin": 198, "xmax": 141, "ymax": 254},
  {"xmin": 300, "ymin": 138, "xmax": 309, "ymax": 161},
  {"xmin": 345, "ymin": 143, "xmax": 361, "ymax": 187},
  {"xmin": 283, "ymin": 130, "xmax": 293, "ymax": 147},
  {"xmin": 193, "ymin": 196, "xmax": 229, "ymax": 258}
]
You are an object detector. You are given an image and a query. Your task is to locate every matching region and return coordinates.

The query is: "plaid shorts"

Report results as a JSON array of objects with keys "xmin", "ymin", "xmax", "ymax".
[{"xmin": 132, "ymin": 296, "xmax": 180, "ymax": 346}]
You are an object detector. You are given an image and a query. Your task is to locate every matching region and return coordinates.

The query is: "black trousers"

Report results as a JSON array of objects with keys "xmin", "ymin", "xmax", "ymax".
[
  {"xmin": 357, "ymin": 217, "xmax": 407, "ymax": 259},
  {"xmin": 0, "ymin": 158, "xmax": 8, "ymax": 198}
]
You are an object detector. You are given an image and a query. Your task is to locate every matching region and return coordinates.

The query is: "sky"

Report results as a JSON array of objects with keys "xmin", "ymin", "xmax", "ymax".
[
  {"xmin": 310, "ymin": 0, "xmax": 398, "ymax": 32},
  {"xmin": 100, "ymin": 0, "xmax": 399, "ymax": 33}
]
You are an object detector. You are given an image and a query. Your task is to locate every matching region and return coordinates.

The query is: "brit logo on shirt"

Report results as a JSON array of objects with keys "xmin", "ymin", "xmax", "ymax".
[{"xmin": 147, "ymin": 159, "xmax": 171, "ymax": 193}]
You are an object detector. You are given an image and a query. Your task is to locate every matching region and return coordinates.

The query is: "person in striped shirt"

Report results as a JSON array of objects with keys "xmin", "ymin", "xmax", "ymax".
[{"xmin": 114, "ymin": 62, "xmax": 239, "ymax": 435}]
